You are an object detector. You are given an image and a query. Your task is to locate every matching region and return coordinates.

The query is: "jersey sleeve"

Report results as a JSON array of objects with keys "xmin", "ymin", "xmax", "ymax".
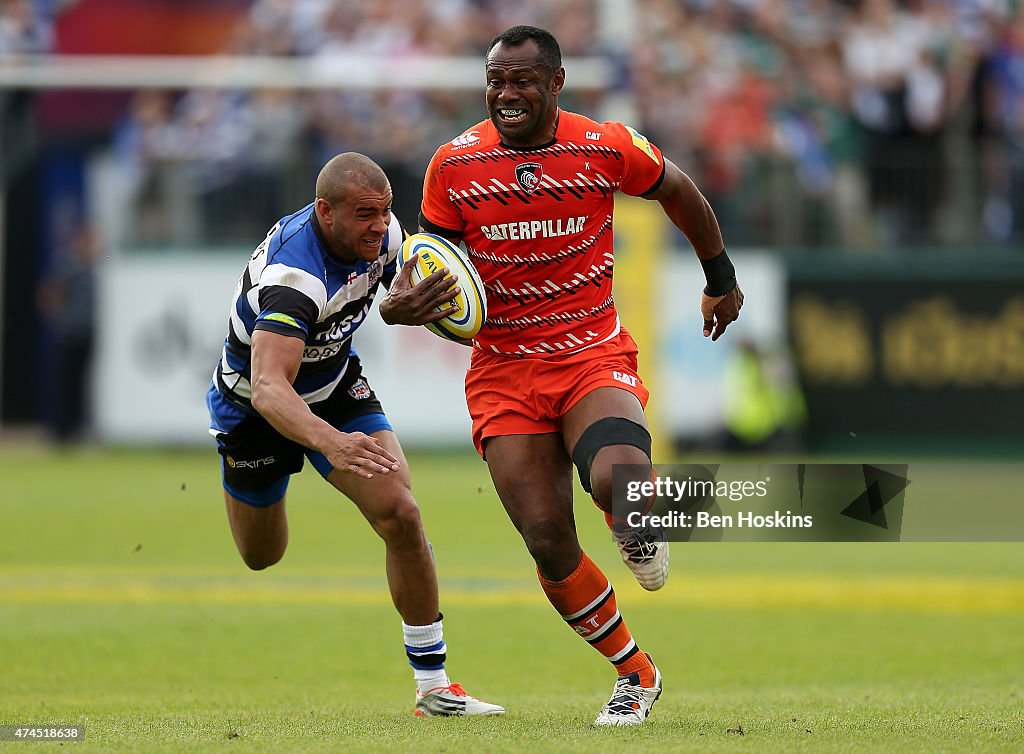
[
  {"xmin": 418, "ymin": 145, "xmax": 465, "ymax": 238},
  {"xmin": 254, "ymin": 264, "xmax": 326, "ymax": 340},
  {"xmin": 606, "ymin": 122, "xmax": 667, "ymax": 197}
]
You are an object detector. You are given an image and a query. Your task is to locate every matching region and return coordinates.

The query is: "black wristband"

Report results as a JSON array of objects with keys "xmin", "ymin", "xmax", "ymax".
[{"xmin": 700, "ymin": 249, "xmax": 736, "ymax": 297}]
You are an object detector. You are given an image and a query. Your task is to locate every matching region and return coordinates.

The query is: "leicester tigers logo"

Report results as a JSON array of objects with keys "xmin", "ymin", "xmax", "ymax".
[{"xmin": 515, "ymin": 162, "xmax": 543, "ymax": 193}]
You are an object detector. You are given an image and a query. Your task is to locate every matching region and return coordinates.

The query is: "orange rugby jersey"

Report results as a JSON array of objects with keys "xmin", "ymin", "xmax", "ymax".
[{"xmin": 420, "ymin": 110, "xmax": 666, "ymax": 357}]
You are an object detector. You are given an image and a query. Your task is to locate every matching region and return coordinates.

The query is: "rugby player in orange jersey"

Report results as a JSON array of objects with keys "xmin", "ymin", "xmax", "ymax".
[{"xmin": 404, "ymin": 25, "xmax": 743, "ymax": 726}]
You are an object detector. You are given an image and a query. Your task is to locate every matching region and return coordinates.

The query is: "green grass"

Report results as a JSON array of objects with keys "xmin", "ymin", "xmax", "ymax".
[{"xmin": 1, "ymin": 447, "xmax": 1022, "ymax": 752}]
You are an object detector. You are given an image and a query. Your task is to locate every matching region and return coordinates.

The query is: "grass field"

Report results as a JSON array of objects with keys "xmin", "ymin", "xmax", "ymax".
[{"xmin": 1, "ymin": 446, "xmax": 1022, "ymax": 752}]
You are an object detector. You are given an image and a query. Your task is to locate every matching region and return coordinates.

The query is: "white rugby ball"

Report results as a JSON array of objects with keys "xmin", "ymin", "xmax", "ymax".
[{"xmin": 397, "ymin": 233, "xmax": 487, "ymax": 341}]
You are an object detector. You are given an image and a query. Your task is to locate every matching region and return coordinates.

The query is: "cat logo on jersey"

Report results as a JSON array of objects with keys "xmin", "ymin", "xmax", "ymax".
[
  {"xmin": 626, "ymin": 126, "xmax": 660, "ymax": 165},
  {"xmin": 515, "ymin": 162, "xmax": 544, "ymax": 193}
]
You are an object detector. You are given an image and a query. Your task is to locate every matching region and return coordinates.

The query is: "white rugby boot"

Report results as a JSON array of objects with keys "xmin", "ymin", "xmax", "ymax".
[
  {"xmin": 593, "ymin": 658, "xmax": 663, "ymax": 726},
  {"xmin": 414, "ymin": 682, "xmax": 505, "ymax": 717},
  {"xmin": 611, "ymin": 522, "xmax": 669, "ymax": 591}
]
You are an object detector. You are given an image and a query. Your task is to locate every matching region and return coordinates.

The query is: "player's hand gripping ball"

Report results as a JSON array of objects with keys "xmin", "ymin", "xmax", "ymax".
[{"xmin": 398, "ymin": 233, "xmax": 487, "ymax": 342}]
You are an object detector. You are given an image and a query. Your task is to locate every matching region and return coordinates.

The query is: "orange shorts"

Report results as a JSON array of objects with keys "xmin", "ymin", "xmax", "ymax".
[{"xmin": 465, "ymin": 329, "xmax": 650, "ymax": 456}]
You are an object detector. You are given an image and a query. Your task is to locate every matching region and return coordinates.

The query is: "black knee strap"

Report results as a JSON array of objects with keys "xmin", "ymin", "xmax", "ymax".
[{"xmin": 571, "ymin": 417, "xmax": 652, "ymax": 494}]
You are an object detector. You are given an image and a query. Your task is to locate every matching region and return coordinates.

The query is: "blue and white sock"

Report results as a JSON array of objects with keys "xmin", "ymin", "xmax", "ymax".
[{"xmin": 403, "ymin": 616, "xmax": 450, "ymax": 694}]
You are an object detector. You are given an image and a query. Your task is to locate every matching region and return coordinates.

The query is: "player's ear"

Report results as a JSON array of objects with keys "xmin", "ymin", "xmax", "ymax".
[
  {"xmin": 550, "ymin": 67, "xmax": 565, "ymax": 96},
  {"xmin": 314, "ymin": 197, "xmax": 333, "ymax": 226}
]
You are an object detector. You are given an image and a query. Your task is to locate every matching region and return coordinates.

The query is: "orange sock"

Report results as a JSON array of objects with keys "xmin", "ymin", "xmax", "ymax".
[{"xmin": 538, "ymin": 551, "xmax": 656, "ymax": 684}]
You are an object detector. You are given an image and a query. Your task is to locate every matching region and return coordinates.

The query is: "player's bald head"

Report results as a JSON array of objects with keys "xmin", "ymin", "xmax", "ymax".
[{"xmin": 315, "ymin": 152, "xmax": 389, "ymax": 205}]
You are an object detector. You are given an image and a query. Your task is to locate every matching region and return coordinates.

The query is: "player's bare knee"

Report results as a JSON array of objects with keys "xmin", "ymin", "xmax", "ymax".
[
  {"xmin": 520, "ymin": 517, "xmax": 577, "ymax": 564},
  {"xmin": 239, "ymin": 544, "xmax": 286, "ymax": 571},
  {"xmin": 373, "ymin": 495, "xmax": 425, "ymax": 548},
  {"xmin": 524, "ymin": 522, "xmax": 581, "ymax": 581}
]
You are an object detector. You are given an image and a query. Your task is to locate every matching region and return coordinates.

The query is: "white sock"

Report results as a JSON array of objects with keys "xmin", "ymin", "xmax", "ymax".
[{"xmin": 403, "ymin": 618, "xmax": 450, "ymax": 694}]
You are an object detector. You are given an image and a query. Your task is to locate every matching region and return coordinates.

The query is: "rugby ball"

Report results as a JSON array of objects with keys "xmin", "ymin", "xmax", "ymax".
[{"xmin": 398, "ymin": 233, "xmax": 487, "ymax": 341}]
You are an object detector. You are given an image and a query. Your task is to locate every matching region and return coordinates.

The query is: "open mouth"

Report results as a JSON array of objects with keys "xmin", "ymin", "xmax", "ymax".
[{"xmin": 497, "ymin": 108, "xmax": 528, "ymax": 123}]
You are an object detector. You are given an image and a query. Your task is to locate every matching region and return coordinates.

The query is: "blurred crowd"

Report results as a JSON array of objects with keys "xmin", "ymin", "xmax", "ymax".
[
  {"xmin": 0, "ymin": 0, "xmax": 52, "ymax": 56},
  {"xmin": 8, "ymin": 0, "xmax": 1024, "ymax": 249},
  {"xmin": 632, "ymin": 0, "xmax": 1015, "ymax": 247},
  {"xmin": 104, "ymin": 0, "xmax": 602, "ymax": 244}
]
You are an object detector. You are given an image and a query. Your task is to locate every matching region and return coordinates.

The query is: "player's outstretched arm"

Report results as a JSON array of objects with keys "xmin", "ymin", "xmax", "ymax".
[
  {"xmin": 250, "ymin": 330, "xmax": 400, "ymax": 478},
  {"xmin": 379, "ymin": 252, "xmax": 462, "ymax": 326},
  {"xmin": 645, "ymin": 158, "xmax": 744, "ymax": 341}
]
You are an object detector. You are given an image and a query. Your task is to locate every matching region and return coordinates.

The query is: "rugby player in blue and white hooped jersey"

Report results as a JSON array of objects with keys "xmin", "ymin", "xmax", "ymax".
[{"xmin": 206, "ymin": 152, "xmax": 503, "ymax": 718}]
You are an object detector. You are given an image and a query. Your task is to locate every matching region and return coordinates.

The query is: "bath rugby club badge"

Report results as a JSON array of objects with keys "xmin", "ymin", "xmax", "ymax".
[
  {"xmin": 515, "ymin": 162, "xmax": 543, "ymax": 193},
  {"xmin": 348, "ymin": 378, "xmax": 371, "ymax": 400}
]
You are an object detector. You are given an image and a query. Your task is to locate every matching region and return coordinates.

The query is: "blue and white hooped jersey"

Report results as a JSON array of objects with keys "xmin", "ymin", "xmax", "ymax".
[{"xmin": 212, "ymin": 203, "xmax": 403, "ymax": 409}]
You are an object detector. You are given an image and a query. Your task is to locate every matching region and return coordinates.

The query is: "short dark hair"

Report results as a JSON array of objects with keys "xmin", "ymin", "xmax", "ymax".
[
  {"xmin": 487, "ymin": 25, "xmax": 562, "ymax": 73},
  {"xmin": 316, "ymin": 152, "xmax": 388, "ymax": 205}
]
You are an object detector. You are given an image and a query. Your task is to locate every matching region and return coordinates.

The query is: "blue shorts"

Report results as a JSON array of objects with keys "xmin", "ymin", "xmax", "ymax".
[{"xmin": 207, "ymin": 359, "xmax": 392, "ymax": 507}]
